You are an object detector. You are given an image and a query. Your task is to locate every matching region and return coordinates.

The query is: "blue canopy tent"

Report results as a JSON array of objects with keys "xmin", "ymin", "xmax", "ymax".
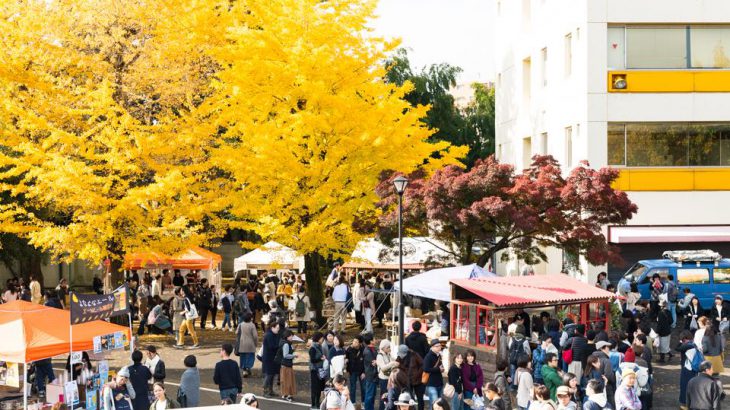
[{"xmin": 392, "ymin": 263, "xmax": 495, "ymax": 301}]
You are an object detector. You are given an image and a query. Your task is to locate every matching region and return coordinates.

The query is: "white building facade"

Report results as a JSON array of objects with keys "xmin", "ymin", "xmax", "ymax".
[{"xmin": 495, "ymin": 0, "xmax": 730, "ymax": 281}]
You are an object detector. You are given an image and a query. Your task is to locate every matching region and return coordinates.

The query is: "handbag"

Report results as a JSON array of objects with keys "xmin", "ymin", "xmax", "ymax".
[
  {"xmin": 562, "ymin": 338, "xmax": 574, "ymax": 365},
  {"xmin": 177, "ymin": 388, "xmax": 188, "ymax": 407},
  {"xmin": 690, "ymin": 316, "xmax": 699, "ymax": 331},
  {"xmin": 720, "ymin": 320, "xmax": 730, "ymax": 334},
  {"xmin": 318, "ymin": 367, "xmax": 329, "ymax": 380},
  {"xmin": 184, "ymin": 298, "xmax": 199, "ymax": 320}
]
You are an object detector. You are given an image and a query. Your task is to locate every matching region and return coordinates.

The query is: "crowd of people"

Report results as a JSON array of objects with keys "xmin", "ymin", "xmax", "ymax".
[{"xmin": 3, "ymin": 267, "xmax": 728, "ymax": 410}]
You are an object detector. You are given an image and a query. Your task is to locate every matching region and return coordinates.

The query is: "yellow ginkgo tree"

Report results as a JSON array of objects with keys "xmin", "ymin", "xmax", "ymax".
[
  {"xmin": 203, "ymin": 0, "xmax": 467, "ymax": 316},
  {"xmin": 0, "ymin": 0, "xmax": 231, "ymax": 281}
]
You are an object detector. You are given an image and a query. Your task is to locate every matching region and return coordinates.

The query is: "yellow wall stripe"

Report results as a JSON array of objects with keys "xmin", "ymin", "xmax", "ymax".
[
  {"xmin": 608, "ymin": 71, "xmax": 730, "ymax": 93},
  {"xmin": 613, "ymin": 168, "xmax": 730, "ymax": 191}
]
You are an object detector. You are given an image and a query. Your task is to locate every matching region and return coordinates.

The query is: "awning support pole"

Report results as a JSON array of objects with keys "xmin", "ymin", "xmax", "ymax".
[{"xmin": 23, "ymin": 362, "xmax": 28, "ymax": 410}]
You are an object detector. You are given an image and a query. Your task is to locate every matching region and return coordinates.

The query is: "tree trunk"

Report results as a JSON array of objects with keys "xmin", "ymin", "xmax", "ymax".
[
  {"xmin": 19, "ymin": 251, "xmax": 43, "ymax": 284},
  {"xmin": 304, "ymin": 252, "xmax": 327, "ymax": 325}
]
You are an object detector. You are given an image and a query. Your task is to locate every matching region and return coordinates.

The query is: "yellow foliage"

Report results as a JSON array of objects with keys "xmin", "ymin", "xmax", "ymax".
[{"xmin": 0, "ymin": 0, "xmax": 465, "ymax": 264}]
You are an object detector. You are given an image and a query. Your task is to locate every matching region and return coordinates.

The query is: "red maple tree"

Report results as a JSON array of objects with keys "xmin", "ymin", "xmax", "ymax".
[{"xmin": 371, "ymin": 155, "xmax": 638, "ymax": 268}]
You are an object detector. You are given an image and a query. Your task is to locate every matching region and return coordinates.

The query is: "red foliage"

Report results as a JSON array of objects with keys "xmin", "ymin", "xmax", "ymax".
[{"xmin": 373, "ymin": 155, "xmax": 638, "ymax": 266}]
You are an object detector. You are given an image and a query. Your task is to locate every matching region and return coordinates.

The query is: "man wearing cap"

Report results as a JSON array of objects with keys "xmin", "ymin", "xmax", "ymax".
[
  {"xmin": 423, "ymin": 339, "xmax": 444, "ymax": 409},
  {"xmin": 615, "ymin": 368, "xmax": 641, "ymax": 410},
  {"xmin": 687, "ymin": 361, "xmax": 725, "ymax": 410},
  {"xmin": 591, "ymin": 340, "xmax": 617, "ymax": 407},
  {"xmin": 397, "ymin": 345, "xmax": 425, "ymax": 410},
  {"xmin": 556, "ymin": 385, "xmax": 577, "ymax": 410}
]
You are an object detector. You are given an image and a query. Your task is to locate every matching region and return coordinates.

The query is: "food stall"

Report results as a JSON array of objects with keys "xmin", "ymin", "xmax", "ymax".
[
  {"xmin": 0, "ymin": 300, "xmax": 131, "ymax": 409},
  {"xmin": 449, "ymin": 274, "xmax": 614, "ymax": 373},
  {"xmin": 124, "ymin": 246, "xmax": 223, "ymax": 289}
]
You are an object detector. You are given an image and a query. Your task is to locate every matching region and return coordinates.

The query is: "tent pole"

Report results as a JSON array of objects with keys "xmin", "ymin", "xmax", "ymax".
[
  {"xmin": 69, "ymin": 291, "xmax": 74, "ymax": 382},
  {"xmin": 23, "ymin": 362, "xmax": 28, "ymax": 410},
  {"xmin": 128, "ymin": 311, "xmax": 134, "ymax": 355}
]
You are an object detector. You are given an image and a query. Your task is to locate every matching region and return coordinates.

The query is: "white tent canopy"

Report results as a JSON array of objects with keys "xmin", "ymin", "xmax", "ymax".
[
  {"xmin": 233, "ymin": 241, "xmax": 305, "ymax": 272},
  {"xmin": 392, "ymin": 263, "xmax": 495, "ymax": 301},
  {"xmin": 344, "ymin": 237, "xmax": 456, "ymax": 269}
]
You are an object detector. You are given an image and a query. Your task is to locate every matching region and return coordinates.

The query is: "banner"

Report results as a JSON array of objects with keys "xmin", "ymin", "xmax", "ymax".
[
  {"xmin": 0, "ymin": 362, "xmax": 19, "ymax": 388},
  {"xmin": 70, "ymin": 285, "xmax": 129, "ymax": 324}
]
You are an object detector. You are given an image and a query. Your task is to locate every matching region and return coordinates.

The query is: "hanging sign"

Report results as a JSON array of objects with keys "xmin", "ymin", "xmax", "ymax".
[{"xmin": 70, "ymin": 285, "xmax": 129, "ymax": 324}]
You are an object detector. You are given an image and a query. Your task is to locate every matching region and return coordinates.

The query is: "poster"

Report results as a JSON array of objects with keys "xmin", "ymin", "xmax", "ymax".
[
  {"xmin": 98, "ymin": 361, "xmax": 108, "ymax": 385},
  {"xmin": 85, "ymin": 388, "xmax": 98, "ymax": 410},
  {"xmin": 69, "ymin": 284, "xmax": 130, "ymax": 324},
  {"xmin": 0, "ymin": 362, "xmax": 19, "ymax": 387},
  {"xmin": 65, "ymin": 381, "xmax": 80, "ymax": 406},
  {"xmin": 93, "ymin": 336, "xmax": 102, "ymax": 354},
  {"xmin": 113, "ymin": 332, "xmax": 124, "ymax": 349},
  {"xmin": 70, "ymin": 351, "xmax": 82, "ymax": 365}
]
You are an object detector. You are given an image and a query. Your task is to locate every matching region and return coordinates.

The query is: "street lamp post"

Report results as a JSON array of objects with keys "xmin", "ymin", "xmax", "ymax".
[{"xmin": 393, "ymin": 175, "xmax": 408, "ymax": 344}]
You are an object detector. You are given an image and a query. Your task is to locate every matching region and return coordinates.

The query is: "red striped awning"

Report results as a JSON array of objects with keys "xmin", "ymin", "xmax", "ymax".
[{"xmin": 450, "ymin": 274, "xmax": 614, "ymax": 307}]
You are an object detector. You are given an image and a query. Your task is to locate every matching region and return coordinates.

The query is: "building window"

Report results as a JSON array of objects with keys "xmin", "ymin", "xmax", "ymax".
[
  {"xmin": 522, "ymin": 0, "xmax": 531, "ymax": 26},
  {"xmin": 690, "ymin": 27, "xmax": 730, "ymax": 68},
  {"xmin": 540, "ymin": 132, "xmax": 548, "ymax": 154},
  {"xmin": 523, "ymin": 57, "xmax": 532, "ymax": 106},
  {"xmin": 523, "ymin": 137, "xmax": 532, "ymax": 168},
  {"xmin": 607, "ymin": 27, "xmax": 626, "ymax": 69},
  {"xmin": 608, "ymin": 123, "xmax": 730, "ymax": 167},
  {"xmin": 565, "ymin": 126, "xmax": 573, "ymax": 167},
  {"xmin": 608, "ymin": 25, "xmax": 730, "ymax": 69},
  {"xmin": 626, "ymin": 26, "xmax": 687, "ymax": 68},
  {"xmin": 541, "ymin": 47, "xmax": 548, "ymax": 86},
  {"xmin": 564, "ymin": 33, "xmax": 572, "ymax": 76}
]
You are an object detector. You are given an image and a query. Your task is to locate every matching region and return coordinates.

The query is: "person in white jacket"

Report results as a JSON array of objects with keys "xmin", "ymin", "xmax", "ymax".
[{"xmin": 376, "ymin": 340, "xmax": 400, "ymax": 410}]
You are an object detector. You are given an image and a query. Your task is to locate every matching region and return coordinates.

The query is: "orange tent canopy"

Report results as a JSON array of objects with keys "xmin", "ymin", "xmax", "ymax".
[
  {"xmin": 0, "ymin": 300, "xmax": 131, "ymax": 363},
  {"xmin": 124, "ymin": 246, "xmax": 222, "ymax": 270}
]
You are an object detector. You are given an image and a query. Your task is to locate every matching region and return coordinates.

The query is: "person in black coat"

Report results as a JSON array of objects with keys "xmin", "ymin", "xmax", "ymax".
[
  {"xmin": 262, "ymin": 322, "xmax": 282, "ymax": 397},
  {"xmin": 127, "ymin": 350, "xmax": 152, "ymax": 410},
  {"xmin": 405, "ymin": 321, "xmax": 429, "ymax": 359},
  {"xmin": 196, "ymin": 279, "xmax": 212, "ymax": 330},
  {"xmin": 709, "ymin": 295, "xmax": 729, "ymax": 333},
  {"xmin": 685, "ymin": 296, "xmax": 704, "ymax": 331}
]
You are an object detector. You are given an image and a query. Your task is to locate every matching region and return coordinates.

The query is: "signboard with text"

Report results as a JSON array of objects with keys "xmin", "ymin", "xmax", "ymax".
[{"xmin": 70, "ymin": 285, "xmax": 129, "ymax": 324}]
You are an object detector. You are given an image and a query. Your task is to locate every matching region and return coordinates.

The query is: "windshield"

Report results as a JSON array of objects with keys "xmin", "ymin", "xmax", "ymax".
[{"xmin": 624, "ymin": 263, "xmax": 647, "ymax": 282}]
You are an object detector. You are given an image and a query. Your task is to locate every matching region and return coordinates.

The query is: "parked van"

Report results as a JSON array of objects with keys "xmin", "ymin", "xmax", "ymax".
[{"xmin": 618, "ymin": 249, "xmax": 730, "ymax": 308}]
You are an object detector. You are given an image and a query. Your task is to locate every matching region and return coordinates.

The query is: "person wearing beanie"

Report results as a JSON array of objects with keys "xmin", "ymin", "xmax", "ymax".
[
  {"xmin": 376, "ymin": 340, "xmax": 399, "ymax": 410},
  {"xmin": 614, "ymin": 368, "xmax": 641, "ymax": 410}
]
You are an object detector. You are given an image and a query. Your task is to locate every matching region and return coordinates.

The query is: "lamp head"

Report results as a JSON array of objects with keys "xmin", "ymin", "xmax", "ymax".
[{"xmin": 393, "ymin": 176, "xmax": 408, "ymax": 195}]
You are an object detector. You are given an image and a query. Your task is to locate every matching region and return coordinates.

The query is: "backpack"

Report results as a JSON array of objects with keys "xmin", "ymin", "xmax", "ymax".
[
  {"xmin": 295, "ymin": 296, "xmax": 307, "ymax": 317},
  {"xmin": 608, "ymin": 351, "xmax": 624, "ymax": 372},
  {"xmin": 624, "ymin": 346, "xmax": 636, "ymax": 363},
  {"xmin": 532, "ymin": 347, "xmax": 545, "ymax": 380},
  {"xmin": 666, "ymin": 281, "xmax": 679, "ymax": 303},
  {"xmin": 508, "ymin": 339, "xmax": 523, "ymax": 366},
  {"xmin": 688, "ymin": 347, "xmax": 705, "ymax": 372}
]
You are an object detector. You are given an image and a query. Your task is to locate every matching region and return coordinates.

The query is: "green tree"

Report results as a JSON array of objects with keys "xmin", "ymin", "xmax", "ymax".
[{"xmin": 384, "ymin": 49, "xmax": 495, "ymax": 168}]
